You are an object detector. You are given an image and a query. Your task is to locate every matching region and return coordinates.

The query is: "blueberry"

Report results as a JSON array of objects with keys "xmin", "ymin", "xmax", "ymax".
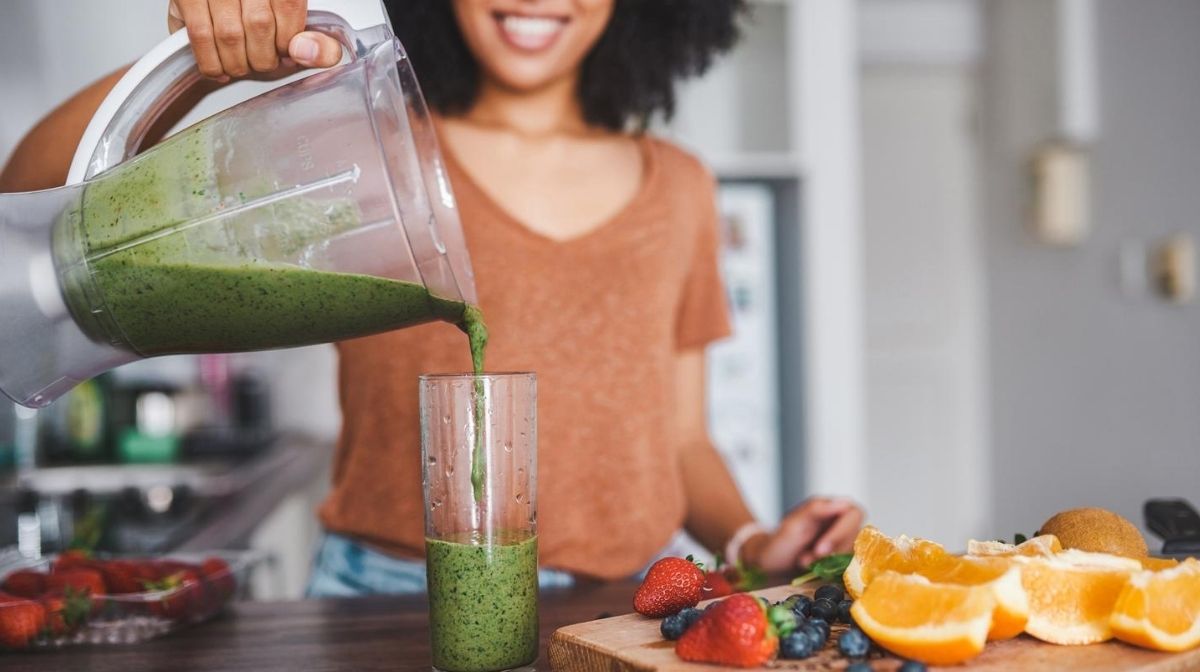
[
  {"xmin": 810, "ymin": 597, "xmax": 838, "ymax": 622},
  {"xmin": 898, "ymin": 662, "xmax": 928, "ymax": 672},
  {"xmin": 815, "ymin": 584, "xmax": 845, "ymax": 603},
  {"xmin": 660, "ymin": 613, "xmax": 688, "ymax": 640},
  {"xmin": 787, "ymin": 594, "xmax": 813, "ymax": 618},
  {"xmin": 779, "ymin": 631, "xmax": 816, "ymax": 659},
  {"xmin": 797, "ymin": 624, "xmax": 824, "ymax": 650},
  {"xmin": 679, "ymin": 607, "xmax": 704, "ymax": 629},
  {"xmin": 807, "ymin": 617, "xmax": 831, "ymax": 642},
  {"xmin": 846, "ymin": 663, "xmax": 873, "ymax": 672},
  {"xmin": 838, "ymin": 628, "xmax": 871, "ymax": 658},
  {"xmin": 767, "ymin": 604, "xmax": 798, "ymax": 635},
  {"xmin": 837, "ymin": 599, "xmax": 854, "ymax": 624}
]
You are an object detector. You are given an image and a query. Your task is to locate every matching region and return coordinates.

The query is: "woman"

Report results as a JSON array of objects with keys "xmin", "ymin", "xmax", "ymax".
[{"xmin": 1, "ymin": 0, "xmax": 864, "ymax": 594}]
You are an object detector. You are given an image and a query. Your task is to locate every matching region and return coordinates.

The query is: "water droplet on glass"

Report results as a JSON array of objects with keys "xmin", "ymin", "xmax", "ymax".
[
  {"xmin": 446, "ymin": 465, "xmax": 455, "ymax": 477},
  {"xmin": 503, "ymin": 441, "xmax": 512, "ymax": 453},
  {"xmin": 442, "ymin": 414, "xmax": 451, "ymax": 425},
  {"xmin": 515, "ymin": 492, "xmax": 524, "ymax": 503},
  {"xmin": 427, "ymin": 456, "xmax": 437, "ymax": 465}
]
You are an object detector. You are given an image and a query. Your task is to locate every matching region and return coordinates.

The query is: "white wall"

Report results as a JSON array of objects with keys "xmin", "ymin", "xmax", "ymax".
[
  {"xmin": 861, "ymin": 66, "xmax": 989, "ymax": 543},
  {"xmin": 0, "ymin": 0, "xmax": 164, "ymax": 165},
  {"xmin": 857, "ymin": 0, "xmax": 990, "ymax": 543},
  {"xmin": 981, "ymin": 0, "xmax": 1200, "ymax": 542}
]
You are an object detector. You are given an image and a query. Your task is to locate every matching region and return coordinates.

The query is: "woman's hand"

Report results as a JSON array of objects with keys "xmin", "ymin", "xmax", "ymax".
[
  {"xmin": 167, "ymin": 0, "xmax": 342, "ymax": 80},
  {"xmin": 741, "ymin": 497, "xmax": 865, "ymax": 573}
]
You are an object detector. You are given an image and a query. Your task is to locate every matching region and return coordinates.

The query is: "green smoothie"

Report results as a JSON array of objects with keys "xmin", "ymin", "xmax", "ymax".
[
  {"xmin": 54, "ymin": 122, "xmax": 486, "ymax": 356},
  {"xmin": 426, "ymin": 532, "xmax": 538, "ymax": 672}
]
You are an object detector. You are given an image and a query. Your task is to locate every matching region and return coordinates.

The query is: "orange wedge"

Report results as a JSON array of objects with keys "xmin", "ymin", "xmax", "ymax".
[
  {"xmin": 844, "ymin": 526, "xmax": 948, "ymax": 599},
  {"xmin": 850, "ymin": 571, "xmax": 995, "ymax": 665},
  {"xmin": 1139, "ymin": 556, "xmax": 1181, "ymax": 571},
  {"xmin": 1016, "ymin": 549, "xmax": 1142, "ymax": 645},
  {"xmin": 967, "ymin": 534, "xmax": 1062, "ymax": 557},
  {"xmin": 1110, "ymin": 558, "xmax": 1200, "ymax": 652},
  {"xmin": 921, "ymin": 556, "xmax": 1029, "ymax": 640}
]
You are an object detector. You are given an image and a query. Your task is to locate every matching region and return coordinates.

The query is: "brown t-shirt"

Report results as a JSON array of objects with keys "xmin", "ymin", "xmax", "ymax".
[{"xmin": 317, "ymin": 133, "xmax": 732, "ymax": 579}]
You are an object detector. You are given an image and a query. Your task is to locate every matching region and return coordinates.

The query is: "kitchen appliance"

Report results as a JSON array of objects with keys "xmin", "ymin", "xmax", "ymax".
[{"xmin": 0, "ymin": 0, "xmax": 477, "ymax": 409}]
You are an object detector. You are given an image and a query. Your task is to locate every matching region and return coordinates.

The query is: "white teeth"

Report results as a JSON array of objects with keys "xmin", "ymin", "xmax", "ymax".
[{"xmin": 502, "ymin": 15, "xmax": 563, "ymax": 38}]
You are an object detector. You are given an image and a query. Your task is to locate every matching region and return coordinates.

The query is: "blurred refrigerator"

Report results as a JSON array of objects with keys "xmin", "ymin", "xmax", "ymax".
[{"xmin": 707, "ymin": 183, "xmax": 783, "ymax": 526}]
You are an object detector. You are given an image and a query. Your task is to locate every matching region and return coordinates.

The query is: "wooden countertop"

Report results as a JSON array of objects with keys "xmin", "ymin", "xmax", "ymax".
[{"xmin": 1, "ymin": 581, "xmax": 638, "ymax": 671}]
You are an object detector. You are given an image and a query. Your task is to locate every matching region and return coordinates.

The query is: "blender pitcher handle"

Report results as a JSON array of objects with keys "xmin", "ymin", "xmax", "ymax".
[{"xmin": 67, "ymin": 0, "xmax": 393, "ymax": 183}]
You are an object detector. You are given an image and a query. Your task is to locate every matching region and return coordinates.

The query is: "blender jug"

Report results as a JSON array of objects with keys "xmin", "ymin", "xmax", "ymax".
[{"xmin": 0, "ymin": 3, "xmax": 477, "ymax": 408}]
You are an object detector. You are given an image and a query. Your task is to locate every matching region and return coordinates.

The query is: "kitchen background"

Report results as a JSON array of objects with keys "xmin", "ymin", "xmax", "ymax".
[{"xmin": 1, "ymin": 0, "xmax": 1198, "ymax": 596}]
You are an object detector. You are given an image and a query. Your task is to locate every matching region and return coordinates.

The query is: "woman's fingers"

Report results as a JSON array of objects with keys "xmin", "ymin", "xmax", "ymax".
[
  {"xmin": 175, "ymin": 0, "xmax": 228, "ymax": 81},
  {"xmin": 242, "ymin": 0, "xmax": 279, "ymax": 71},
  {"xmin": 812, "ymin": 505, "xmax": 865, "ymax": 557},
  {"xmin": 289, "ymin": 31, "xmax": 343, "ymax": 68},
  {"xmin": 271, "ymin": 0, "xmax": 308, "ymax": 54},
  {"xmin": 209, "ymin": 0, "xmax": 251, "ymax": 77}
]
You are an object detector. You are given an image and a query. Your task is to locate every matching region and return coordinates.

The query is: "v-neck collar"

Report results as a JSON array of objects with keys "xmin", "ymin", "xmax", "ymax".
[{"xmin": 436, "ymin": 125, "xmax": 660, "ymax": 249}]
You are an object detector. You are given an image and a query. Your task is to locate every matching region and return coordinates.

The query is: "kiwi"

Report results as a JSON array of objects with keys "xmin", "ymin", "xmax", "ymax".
[{"xmin": 1039, "ymin": 508, "xmax": 1148, "ymax": 558}]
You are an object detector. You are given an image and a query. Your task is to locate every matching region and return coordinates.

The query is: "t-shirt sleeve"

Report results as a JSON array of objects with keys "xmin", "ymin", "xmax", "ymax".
[{"xmin": 676, "ymin": 177, "xmax": 733, "ymax": 351}]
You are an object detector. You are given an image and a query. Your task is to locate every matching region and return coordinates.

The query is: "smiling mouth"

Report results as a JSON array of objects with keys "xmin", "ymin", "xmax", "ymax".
[{"xmin": 494, "ymin": 12, "xmax": 569, "ymax": 52}]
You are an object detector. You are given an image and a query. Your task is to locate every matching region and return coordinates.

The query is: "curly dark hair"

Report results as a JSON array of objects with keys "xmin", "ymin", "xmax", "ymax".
[{"xmin": 386, "ymin": 0, "xmax": 748, "ymax": 131}]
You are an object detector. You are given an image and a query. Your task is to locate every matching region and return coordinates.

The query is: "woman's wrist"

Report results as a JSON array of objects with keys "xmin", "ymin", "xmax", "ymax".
[{"xmin": 724, "ymin": 521, "xmax": 769, "ymax": 567}]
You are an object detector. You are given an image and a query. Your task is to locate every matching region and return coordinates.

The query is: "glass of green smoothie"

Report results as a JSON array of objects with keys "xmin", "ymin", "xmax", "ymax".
[{"xmin": 420, "ymin": 372, "xmax": 538, "ymax": 672}]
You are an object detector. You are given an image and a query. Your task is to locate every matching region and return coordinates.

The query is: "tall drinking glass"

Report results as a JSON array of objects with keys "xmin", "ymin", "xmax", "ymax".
[{"xmin": 420, "ymin": 373, "xmax": 538, "ymax": 672}]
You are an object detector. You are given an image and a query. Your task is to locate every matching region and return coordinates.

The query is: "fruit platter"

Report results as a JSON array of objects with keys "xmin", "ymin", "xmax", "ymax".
[
  {"xmin": 552, "ymin": 509, "xmax": 1200, "ymax": 670},
  {"xmin": 0, "ymin": 549, "xmax": 262, "ymax": 651}
]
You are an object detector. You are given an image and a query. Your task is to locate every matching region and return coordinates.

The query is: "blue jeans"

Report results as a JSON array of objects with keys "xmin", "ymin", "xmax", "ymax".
[{"xmin": 306, "ymin": 532, "xmax": 577, "ymax": 597}]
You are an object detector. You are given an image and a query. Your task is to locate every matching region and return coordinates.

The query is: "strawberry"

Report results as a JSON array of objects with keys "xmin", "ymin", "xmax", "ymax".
[
  {"xmin": 703, "ymin": 571, "xmax": 735, "ymax": 599},
  {"xmin": 633, "ymin": 556, "xmax": 706, "ymax": 618},
  {"xmin": 0, "ymin": 594, "xmax": 46, "ymax": 649},
  {"xmin": 675, "ymin": 593, "xmax": 779, "ymax": 667},
  {"xmin": 200, "ymin": 557, "xmax": 236, "ymax": 606},
  {"xmin": 1, "ymin": 570, "xmax": 46, "ymax": 598},
  {"xmin": 46, "ymin": 569, "xmax": 107, "ymax": 598},
  {"xmin": 99, "ymin": 560, "xmax": 155, "ymax": 594},
  {"xmin": 52, "ymin": 550, "xmax": 95, "ymax": 573},
  {"xmin": 40, "ymin": 589, "xmax": 91, "ymax": 636},
  {"xmin": 145, "ymin": 565, "xmax": 204, "ymax": 621}
]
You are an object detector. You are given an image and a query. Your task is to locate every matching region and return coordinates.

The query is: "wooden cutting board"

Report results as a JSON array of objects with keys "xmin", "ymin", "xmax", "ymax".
[{"xmin": 548, "ymin": 584, "xmax": 1200, "ymax": 671}]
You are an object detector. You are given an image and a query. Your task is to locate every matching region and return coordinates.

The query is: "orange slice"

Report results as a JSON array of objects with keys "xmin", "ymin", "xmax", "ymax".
[
  {"xmin": 1016, "ymin": 549, "xmax": 1142, "ymax": 645},
  {"xmin": 1139, "ymin": 556, "xmax": 1181, "ymax": 571},
  {"xmin": 850, "ymin": 571, "xmax": 994, "ymax": 665},
  {"xmin": 967, "ymin": 534, "xmax": 1062, "ymax": 557},
  {"xmin": 921, "ymin": 556, "xmax": 1029, "ymax": 640},
  {"xmin": 844, "ymin": 526, "xmax": 948, "ymax": 599},
  {"xmin": 1110, "ymin": 558, "xmax": 1200, "ymax": 652}
]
